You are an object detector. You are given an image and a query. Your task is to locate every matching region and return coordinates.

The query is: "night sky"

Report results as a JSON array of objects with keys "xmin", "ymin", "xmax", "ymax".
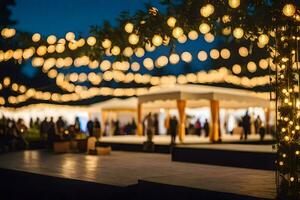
[{"xmin": 10, "ymin": 0, "xmax": 225, "ymax": 77}]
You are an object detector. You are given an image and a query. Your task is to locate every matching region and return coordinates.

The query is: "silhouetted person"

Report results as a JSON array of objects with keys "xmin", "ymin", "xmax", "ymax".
[
  {"xmin": 154, "ymin": 113, "xmax": 159, "ymax": 135},
  {"xmin": 204, "ymin": 118, "xmax": 209, "ymax": 137},
  {"xmin": 259, "ymin": 124, "xmax": 266, "ymax": 141},
  {"xmin": 47, "ymin": 117, "xmax": 56, "ymax": 147},
  {"xmin": 254, "ymin": 115, "xmax": 262, "ymax": 134},
  {"xmin": 241, "ymin": 111, "xmax": 251, "ymax": 140},
  {"xmin": 114, "ymin": 120, "xmax": 120, "ymax": 135},
  {"xmin": 29, "ymin": 118, "xmax": 34, "ymax": 128},
  {"xmin": 40, "ymin": 118, "xmax": 48, "ymax": 140},
  {"xmin": 169, "ymin": 116, "xmax": 178, "ymax": 145},
  {"xmin": 131, "ymin": 118, "xmax": 137, "ymax": 135},
  {"xmin": 56, "ymin": 116, "xmax": 65, "ymax": 134},
  {"xmin": 74, "ymin": 117, "xmax": 81, "ymax": 133},
  {"xmin": 94, "ymin": 118, "xmax": 101, "ymax": 138},
  {"xmin": 195, "ymin": 119, "xmax": 201, "ymax": 136},
  {"xmin": 87, "ymin": 119, "xmax": 94, "ymax": 137},
  {"xmin": 34, "ymin": 117, "xmax": 40, "ymax": 128}
]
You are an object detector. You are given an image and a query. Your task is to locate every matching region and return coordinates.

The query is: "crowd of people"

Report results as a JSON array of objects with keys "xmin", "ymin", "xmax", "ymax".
[
  {"xmin": 232, "ymin": 111, "xmax": 267, "ymax": 141},
  {"xmin": 0, "ymin": 117, "xmax": 28, "ymax": 152},
  {"xmin": 0, "ymin": 110, "xmax": 270, "ymax": 152}
]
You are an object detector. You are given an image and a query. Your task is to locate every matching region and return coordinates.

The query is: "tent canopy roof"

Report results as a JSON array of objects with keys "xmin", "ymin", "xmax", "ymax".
[{"xmin": 138, "ymin": 84, "xmax": 270, "ymax": 109}]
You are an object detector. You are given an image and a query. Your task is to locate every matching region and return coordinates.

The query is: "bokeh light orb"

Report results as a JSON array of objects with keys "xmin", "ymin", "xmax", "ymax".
[
  {"xmin": 198, "ymin": 51, "xmax": 208, "ymax": 61},
  {"xmin": 232, "ymin": 64, "xmax": 241, "ymax": 74},
  {"xmin": 204, "ymin": 33, "xmax": 215, "ymax": 43},
  {"xmin": 181, "ymin": 52, "xmax": 192, "ymax": 63},
  {"xmin": 247, "ymin": 61, "xmax": 257, "ymax": 73},
  {"xmin": 238, "ymin": 47, "xmax": 248, "ymax": 57},
  {"xmin": 135, "ymin": 47, "xmax": 145, "ymax": 58},
  {"xmin": 220, "ymin": 48, "xmax": 231, "ymax": 59},
  {"xmin": 169, "ymin": 53, "xmax": 180, "ymax": 64},
  {"xmin": 143, "ymin": 58, "xmax": 154, "ymax": 70},
  {"xmin": 228, "ymin": 0, "xmax": 240, "ymax": 9},
  {"xmin": 282, "ymin": 4, "xmax": 296, "ymax": 17},
  {"xmin": 200, "ymin": 4, "xmax": 215, "ymax": 18},
  {"xmin": 233, "ymin": 27, "xmax": 244, "ymax": 39},
  {"xmin": 102, "ymin": 39, "xmax": 112, "ymax": 49},
  {"xmin": 128, "ymin": 33, "xmax": 139, "ymax": 45},
  {"xmin": 32, "ymin": 33, "xmax": 41, "ymax": 42},
  {"xmin": 199, "ymin": 23, "xmax": 210, "ymax": 34},
  {"xmin": 210, "ymin": 49, "xmax": 220, "ymax": 59},
  {"xmin": 167, "ymin": 17, "xmax": 177, "ymax": 28},
  {"xmin": 188, "ymin": 30, "xmax": 198, "ymax": 40},
  {"xmin": 172, "ymin": 27, "xmax": 184, "ymax": 38},
  {"xmin": 124, "ymin": 22, "xmax": 134, "ymax": 33}
]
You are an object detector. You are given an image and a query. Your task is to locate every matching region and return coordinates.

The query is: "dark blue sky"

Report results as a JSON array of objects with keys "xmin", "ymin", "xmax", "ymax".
[
  {"xmin": 10, "ymin": 0, "xmax": 224, "ymax": 78},
  {"xmin": 11, "ymin": 0, "xmax": 163, "ymax": 37}
]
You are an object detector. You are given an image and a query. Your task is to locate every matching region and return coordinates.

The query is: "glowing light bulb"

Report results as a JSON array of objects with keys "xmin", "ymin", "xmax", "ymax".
[
  {"xmin": 233, "ymin": 27, "xmax": 244, "ymax": 39},
  {"xmin": 167, "ymin": 17, "xmax": 177, "ymax": 28},
  {"xmin": 124, "ymin": 23, "xmax": 134, "ymax": 33},
  {"xmin": 172, "ymin": 27, "xmax": 183, "ymax": 39},
  {"xmin": 128, "ymin": 33, "xmax": 139, "ymax": 45}
]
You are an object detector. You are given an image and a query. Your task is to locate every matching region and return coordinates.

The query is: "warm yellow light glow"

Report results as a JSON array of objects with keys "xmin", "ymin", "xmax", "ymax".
[
  {"xmin": 188, "ymin": 30, "xmax": 198, "ymax": 40},
  {"xmin": 145, "ymin": 43, "xmax": 156, "ymax": 52},
  {"xmin": 228, "ymin": 0, "xmax": 240, "ymax": 8},
  {"xmin": 220, "ymin": 48, "xmax": 230, "ymax": 59},
  {"xmin": 128, "ymin": 33, "xmax": 139, "ymax": 45},
  {"xmin": 47, "ymin": 35, "xmax": 57, "ymax": 44},
  {"xmin": 3, "ymin": 77, "xmax": 11, "ymax": 87},
  {"xmin": 134, "ymin": 47, "xmax": 145, "ymax": 58},
  {"xmin": 247, "ymin": 61, "xmax": 257, "ymax": 73},
  {"xmin": 199, "ymin": 23, "xmax": 210, "ymax": 34},
  {"xmin": 102, "ymin": 39, "xmax": 112, "ymax": 49},
  {"xmin": 222, "ymin": 27, "xmax": 231, "ymax": 35},
  {"xmin": 155, "ymin": 56, "xmax": 168, "ymax": 67},
  {"xmin": 258, "ymin": 34, "xmax": 269, "ymax": 46},
  {"xmin": 222, "ymin": 15, "xmax": 231, "ymax": 23},
  {"xmin": 131, "ymin": 62, "xmax": 140, "ymax": 71},
  {"xmin": 169, "ymin": 53, "xmax": 180, "ymax": 65},
  {"xmin": 143, "ymin": 58, "xmax": 154, "ymax": 70},
  {"xmin": 198, "ymin": 51, "xmax": 208, "ymax": 61},
  {"xmin": 37, "ymin": 46, "xmax": 47, "ymax": 56},
  {"xmin": 167, "ymin": 17, "xmax": 177, "ymax": 28},
  {"xmin": 172, "ymin": 27, "xmax": 184, "ymax": 38},
  {"xmin": 32, "ymin": 33, "xmax": 41, "ymax": 42},
  {"xmin": 55, "ymin": 44, "xmax": 65, "ymax": 53},
  {"xmin": 232, "ymin": 64, "xmax": 241, "ymax": 74},
  {"xmin": 152, "ymin": 34, "xmax": 163, "ymax": 46},
  {"xmin": 123, "ymin": 47, "xmax": 134, "ymax": 57},
  {"xmin": 181, "ymin": 52, "xmax": 192, "ymax": 63},
  {"xmin": 100, "ymin": 60, "xmax": 111, "ymax": 71},
  {"xmin": 124, "ymin": 22, "xmax": 134, "ymax": 33},
  {"xmin": 210, "ymin": 49, "xmax": 219, "ymax": 59},
  {"xmin": 200, "ymin": 4, "xmax": 215, "ymax": 18},
  {"xmin": 47, "ymin": 45, "xmax": 56, "ymax": 53},
  {"xmin": 111, "ymin": 46, "xmax": 121, "ymax": 55},
  {"xmin": 282, "ymin": 4, "xmax": 296, "ymax": 17},
  {"xmin": 204, "ymin": 33, "xmax": 214, "ymax": 43},
  {"xmin": 259, "ymin": 59, "xmax": 268, "ymax": 69},
  {"xmin": 239, "ymin": 47, "xmax": 248, "ymax": 57},
  {"xmin": 178, "ymin": 34, "xmax": 187, "ymax": 43},
  {"xmin": 65, "ymin": 32, "xmax": 75, "ymax": 41},
  {"xmin": 233, "ymin": 27, "xmax": 244, "ymax": 39},
  {"xmin": 87, "ymin": 36, "xmax": 96, "ymax": 46}
]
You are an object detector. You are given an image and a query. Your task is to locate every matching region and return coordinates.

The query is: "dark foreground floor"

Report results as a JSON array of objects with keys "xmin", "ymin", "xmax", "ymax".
[{"xmin": 0, "ymin": 150, "xmax": 276, "ymax": 200}]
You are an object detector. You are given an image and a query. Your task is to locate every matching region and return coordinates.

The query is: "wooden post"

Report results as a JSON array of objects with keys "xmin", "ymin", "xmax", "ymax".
[
  {"xmin": 137, "ymin": 103, "xmax": 143, "ymax": 136},
  {"xmin": 265, "ymin": 108, "xmax": 270, "ymax": 135},
  {"xmin": 176, "ymin": 100, "xmax": 186, "ymax": 143},
  {"xmin": 210, "ymin": 100, "xmax": 220, "ymax": 142}
]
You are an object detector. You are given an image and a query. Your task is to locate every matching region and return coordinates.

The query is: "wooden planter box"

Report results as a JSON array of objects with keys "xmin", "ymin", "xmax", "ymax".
[{"xmin": 53, "ymin": 141, "xmax": 70, "ymax": 153}]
